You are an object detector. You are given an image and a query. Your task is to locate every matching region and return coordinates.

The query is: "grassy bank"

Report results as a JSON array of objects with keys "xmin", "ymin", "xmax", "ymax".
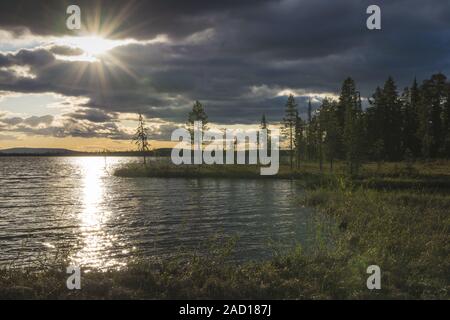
[
  {"xmin": 114, "ymin": 160, "xmax": 450, "ymax": 192},
  {"xmin": 114, "ymin": 162, "xmax": 323, "ymax": 180},
  {"xmin": 1, "ymin": 161, "xmax": 449, "ymax": 299},
  {"xmin": 300, "ymin": 184, "xmax": 449, "ymax": 299}
]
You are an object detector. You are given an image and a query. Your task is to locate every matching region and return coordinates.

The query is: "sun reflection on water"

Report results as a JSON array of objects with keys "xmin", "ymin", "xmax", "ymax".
[{"xmin": 69, "ymin": 157, "xmax": 125, "ymax": 270}]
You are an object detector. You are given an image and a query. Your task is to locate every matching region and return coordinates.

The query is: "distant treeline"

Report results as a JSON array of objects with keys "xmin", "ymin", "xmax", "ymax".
[
  {"xmin": 278, "ymin": 73, "xmax": 450, "ymax": 173},
  {"xmin": 0, "ymin": 149, "xmax": 174, "ymax": 157}
]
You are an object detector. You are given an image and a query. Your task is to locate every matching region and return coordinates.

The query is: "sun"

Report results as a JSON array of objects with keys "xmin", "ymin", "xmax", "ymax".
[
  {"xmin": 71, "ymin": 36, "xmax": 117, "ymax": 56},
  {"xmin": 56, "ymin": 35, "xmax": 127, "ymax": 61}
]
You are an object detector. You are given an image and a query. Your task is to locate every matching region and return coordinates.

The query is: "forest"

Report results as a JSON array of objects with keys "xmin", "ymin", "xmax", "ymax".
[{"xmin": 280, "ymin": 73, "xmax": 450, "ymax": 173}]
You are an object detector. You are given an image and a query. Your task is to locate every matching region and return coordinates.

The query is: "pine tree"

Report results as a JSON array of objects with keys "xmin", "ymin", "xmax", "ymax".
[
  {"xmin": 401, "ymin": 79, "xmax": 421, "ymax": 158},
  {"xmin": 418, "ymin": 73, "xmax": 447, "ymax": 158},
  {"xmin": 318, "ymin": 98, "xmax": 339, "ymax": 171},
  {"xmin": 187, "ymin": 100, "xmax": 208, "ymax": 143},
  {"xmin": 366, "ymin": 86, "xmax": 385, "ymax": 160},
  {"xmin": 133, "ymin": 113, "xmax": 150, "ymax": 164},
  {"xmin": 282, "ymin": 94, "xmax": 298, "ymax": 169},
  {"xmin": 294, "ymin": 111, "xmax": 304, "ymax": 168},
  {"xmin": 366, "ymin": 77, "xmax": 402, "ymax": 161},
  {"xmin": 340, "ymin": 78, "xmax": 364, "ymax": 175},
  {"xmin": 383, "ymin": 77, "xmax": 403, "ymax": 160},
  {"xmin": 443, "ymin": 86, "xmax": 450, "ymax": 158},
  {"xmin": 313, "ymin": 114, "xmax": 324, "ymax": 171},
  {"xmin": 260, "ymin": 113, "xmax": 268, "ymax": 130},
  {"xmin": 258, "ymin": 113, "xmax": 271, "ymax": 158},
  {"xmin": 307, "ymin": 98, "xmax": 312, "ymax": 123},
  {"xmin": 306, "ymin": 98, "xmax": 314, "ymax": 160}
]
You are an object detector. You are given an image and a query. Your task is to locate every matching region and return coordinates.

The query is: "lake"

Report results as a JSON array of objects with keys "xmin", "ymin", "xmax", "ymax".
[{"xmin": 0, "ymin": 157, "xmax": 316, "ymax": 270}]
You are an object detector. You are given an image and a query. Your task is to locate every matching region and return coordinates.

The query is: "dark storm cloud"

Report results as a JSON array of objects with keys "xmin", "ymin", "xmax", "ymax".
[
  {"xmin": 0, "ymin": 0, "xmax": 274, "ymax": 39},
  {"xmin": 0, "ymin": 0, "xmax": 449, "ymax": 134},
  {"xmin": 65, "ymin": 108, "xmax": 118, "ymax": 123}
]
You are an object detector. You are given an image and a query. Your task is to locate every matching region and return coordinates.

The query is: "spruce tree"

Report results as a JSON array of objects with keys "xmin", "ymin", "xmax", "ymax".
[
  {"xmin": 443, "ymin": 86, "xmax": 450, "ymax": 158},
  {"xmin": 401, "ymin": 79, "xmax": 421, "ymax": 157},
  {"xmin": 133, "ymin": 113, "xmax": 150, "ymax": 164},
  {"xmin": 419, "ymin": 73, "xmax": 447, "ymax": 158},
  {"xmin": 366, "ymin": 86, "xmax": 385, "ymax": 160},
  {"xmin": 282, "ymin": 94, "xmax": 298, "ymax": 169},
  {"xmin": 294, "ymin": 111, "xmax": 304, "ymax": 168},
  {"xmin": 319, "ymin": 98, "xmax": 339, "ymax": 171},
  {"xmin": 382, "ymin": 77, "xmax": 403, "ymax": 160},
  {"xmin": 187, "ymin": 100, "xmax": 208, "ymax": 143},
  {"xmin": 261, "ymin": 113, "xmax": 267, "ymax": 130},
  {"xmin": 340, "ymin": 78, "xmax": 364, "ymax": 175},
  {"xmin": 258, "ymin": 113, "xmax": 271, "ymax": 157},
  {"xmin": 306, "ymin": 98, "xmax": 314, "ymax": 160}
]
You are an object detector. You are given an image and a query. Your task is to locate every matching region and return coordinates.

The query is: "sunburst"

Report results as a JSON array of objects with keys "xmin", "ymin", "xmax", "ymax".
[
  {"xmin": 52, "ymin": 2, "xmax": 144, "ymax": 95},
  {"xmin": 58, "ymin": 36, "xmax": 123, "ymax": 60}
]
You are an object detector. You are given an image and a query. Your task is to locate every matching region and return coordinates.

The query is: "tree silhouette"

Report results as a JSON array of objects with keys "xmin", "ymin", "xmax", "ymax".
[
  {"xmin": 133, "ymin": 113, "xmax": 150, "ymax": 164},
  {"xmin": 419, "ymin": 73, "xmax": 447, "ymax": 158},
  {"xmin": 187, "ymin": 100, "xmax": 208, "ymax": 143},
  {"xmin": 401, "ymin": 79, "xmax": 421, "ymax": 157},
  {"xmin": 282, "ymin": 94, "xmax": 298, "ymax": 169},
  {"xmin": 318, "ymin": 98, "xmax": 339, "ymax": 171},
  {"xmin": 340, "ymin": 78, "xmax": 364, "ymax": 175},
  {"xmin": 258, "ymin": 114, "xmax": 271, "ymax": 158},
  {"xmin": 306, "ymin": 98, "xmax": 315, "ymax": 161},
  {"xmin": 294, "ymin": 111, "xmax": 304, "ymax": 168},
  {"xmin": 383, "ymin": 77, "xmax": 403, "ymax": 160}
]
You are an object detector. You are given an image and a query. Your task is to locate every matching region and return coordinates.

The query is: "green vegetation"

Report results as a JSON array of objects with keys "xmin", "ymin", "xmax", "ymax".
[
  {"xmin": 2, "ymin": 160, "xmax": 449, "ymax": 299},
  {"xmin": 299, "ymin": 173, "xmax": 449, "ymax": 299},
  {"xmin": 114, "ymin": 161, "xmax": 332, "ymax": 180},
  {"xmin": 286, "ymin": 73, "xmax": 450, "ymax": 175}
]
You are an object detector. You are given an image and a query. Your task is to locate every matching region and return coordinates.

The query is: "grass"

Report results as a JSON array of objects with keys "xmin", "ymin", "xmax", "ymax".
[
  {"xmin": 1, "ymin": 160, "xmax": 449, "ymax": 299},
  {"xmin": 115, "ymin": 162, "xmax": 266, "ymax": 178},
  {"xmin": 114, "ymin": 159, "xmax": 450, "ymax": 189},
  {"xmin": 113, "ymin": 160, "xmax": 342, "ymax": 188},
  {"xmin": 299, "ymin": 185, "xmax": 449, "ymax": 299}
]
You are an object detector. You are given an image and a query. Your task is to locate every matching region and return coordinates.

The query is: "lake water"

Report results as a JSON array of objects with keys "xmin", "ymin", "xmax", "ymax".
[{"xmin": 0, "ymin": 157, "xmax": 315, "ymax": 270}]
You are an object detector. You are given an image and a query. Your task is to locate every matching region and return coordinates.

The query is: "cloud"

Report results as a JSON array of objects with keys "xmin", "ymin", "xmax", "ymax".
[
  {"xmin": 1, "ymin": 117, "xmax": 22, "ymax": 125},
  {"xmin": 0, "ymin": 0, "xmax": 449, "ymax": 139},
  {"xmin": 0, "ymin": 0, "xmax": 274, "ymax": 40},
  {"xmin": 0, "ymin": 111, "xmax": 130, "ymax": 140},
  {"xmin": 65, "ymin": 108, "xmax": 118, "ymax": 123},
  {"xmin": 49, "ymin": 45, "xmax": 84, "ymax": 56},
  {"xmin": 23, "ymin": 115, "xmax": 54, "ymax": 126}
]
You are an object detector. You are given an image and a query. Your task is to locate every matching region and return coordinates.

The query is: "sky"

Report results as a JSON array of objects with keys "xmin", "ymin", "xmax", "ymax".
[{"xmin": 0, "ymin": 0, "xmax": 449, "ymax": 151}]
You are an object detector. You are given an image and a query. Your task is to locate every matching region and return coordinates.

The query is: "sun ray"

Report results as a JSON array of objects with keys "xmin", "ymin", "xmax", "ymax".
[{"xmin": 49, "ymin": 1, "xmax": 151, "ymax": 96}]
